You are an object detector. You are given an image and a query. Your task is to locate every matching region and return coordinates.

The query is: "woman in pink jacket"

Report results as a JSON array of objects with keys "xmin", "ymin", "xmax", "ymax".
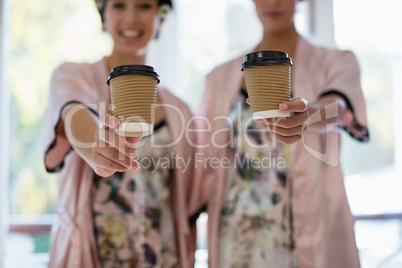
[
  {"xmin": 194, "ymin": 0, "xmax": 369, "ymax": 267},
  {"xmin": 42, "ymin": 0, "xmax": 196, "ymax": 267}
]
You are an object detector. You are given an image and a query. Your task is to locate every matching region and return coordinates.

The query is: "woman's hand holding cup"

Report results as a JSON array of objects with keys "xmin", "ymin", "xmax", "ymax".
[
  {"xmin": 248, "ymin": 97, "xmax": 311, "ymax": 145},
  {"xmin": 92, "ymin": 113, "xmax": 141, "ymax": 177}
]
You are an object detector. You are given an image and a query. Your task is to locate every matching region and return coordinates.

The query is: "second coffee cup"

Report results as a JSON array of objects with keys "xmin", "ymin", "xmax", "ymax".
[
  {"xmin": 107, "ymin": 65, "xmax": 159, "ymax": 137},
  {"xmin": 241, "ymin": 51, "xmax": 292, "ymax": 119}
]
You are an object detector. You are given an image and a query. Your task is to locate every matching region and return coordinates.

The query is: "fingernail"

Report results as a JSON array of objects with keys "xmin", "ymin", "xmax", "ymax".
[
  {"xmin": 129, "ymin": 149, "xmax": 136, "ymax": 158},
  {"xmin": 280, "ymin": 103, "xmax": 288, "ymax": 110},
  {"xmin": 110, "ymin": 119, "xmax": 116, "ymax": 127},
  {"xmin": 132, "ymin": 161, "xmax": 140, "ymax": 171}
]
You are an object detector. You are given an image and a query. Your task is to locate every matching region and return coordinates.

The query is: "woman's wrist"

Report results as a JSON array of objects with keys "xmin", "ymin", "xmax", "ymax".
[
  {"xmin": 62, "ymin": 103, "xmax": 98, "ymax": 167},
  {"xmin": 307, "ymin": 95, "xmax": 347, "ymax": 133}
]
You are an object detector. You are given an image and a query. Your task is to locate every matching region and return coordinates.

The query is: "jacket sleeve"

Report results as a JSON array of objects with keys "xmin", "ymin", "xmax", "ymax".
[
  {"xmin": 319, "ymin": 50, "xmax": 369, "ymax": 142},
  {"xmin": 41, "ymin": 63, "xmax": 98, "ymax": 173}
]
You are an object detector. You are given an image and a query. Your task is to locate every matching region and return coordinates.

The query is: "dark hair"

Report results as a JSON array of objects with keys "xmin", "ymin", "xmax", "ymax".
[{"xmin": 96, "ymin": 0, "xmax": 173, "ymax": 23}]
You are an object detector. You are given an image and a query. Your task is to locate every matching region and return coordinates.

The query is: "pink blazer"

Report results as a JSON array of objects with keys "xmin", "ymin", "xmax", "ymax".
[
  {"xmin": 194, "ymin": 37, "xmax": 368, "ymax": 268},
  {"xmin": 42, "ymin": 58, "xmax": 196, "ymax": 267}
]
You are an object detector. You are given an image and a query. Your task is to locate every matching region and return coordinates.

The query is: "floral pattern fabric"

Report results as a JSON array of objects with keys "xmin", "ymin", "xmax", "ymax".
[
  {"xmin": 92, "ymin": 122, "xmax": 179, "ymax": 268},
  {"xmin": 218, "ymin": 90, "xmax": 297, "ymax": 268}
]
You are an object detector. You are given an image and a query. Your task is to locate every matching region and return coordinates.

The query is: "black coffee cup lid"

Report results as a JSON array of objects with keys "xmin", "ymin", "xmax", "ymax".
[
  {"xmin": 107, "ymin": 65, "xmax": 160, "ymax": 85},
  {"xmin": 241, "ymin": 51, "xmax": 293, "ymax": 71}
]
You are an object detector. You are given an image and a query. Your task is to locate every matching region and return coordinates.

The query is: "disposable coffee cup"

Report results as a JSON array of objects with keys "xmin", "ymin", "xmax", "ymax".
[
  {"xmin": 241, "ymin": 51, "xmax": 293, "ymax": 120},
  {"xmin": 107, "ymin": 65, "xmax": 160, "ymax": 137}
]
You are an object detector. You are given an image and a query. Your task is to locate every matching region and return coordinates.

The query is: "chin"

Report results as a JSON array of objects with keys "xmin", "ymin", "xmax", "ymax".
[
  {"xmin": 264, "ymin": 25, "xmax": 289, "ymax": 34},
  {"xmin": 120, "ymin": 46, "xmax": 147, "ymax": 57}
]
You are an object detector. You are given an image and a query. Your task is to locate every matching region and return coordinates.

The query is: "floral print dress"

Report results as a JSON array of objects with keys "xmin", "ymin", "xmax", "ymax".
[
  {"xmin": 92, "ymin": 121, "xmax": 179, "ymax": 268},
  {"xmin": 218, "ymin": 90, "xmax": 297, "ymax": 268}
]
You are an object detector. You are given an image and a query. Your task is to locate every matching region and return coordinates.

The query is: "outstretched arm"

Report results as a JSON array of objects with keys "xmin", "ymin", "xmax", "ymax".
[
  {"xmin": 61, "ymin": 103, "xmax": 141, "ymax": 177},
  {"xmin": 250, "ymin": 95, "xmax": 348, "ymax": 144}
]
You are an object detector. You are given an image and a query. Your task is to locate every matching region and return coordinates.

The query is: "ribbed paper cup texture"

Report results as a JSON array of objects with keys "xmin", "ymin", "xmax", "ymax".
[
  {"xmin": 109, "ymin": 74, "xmax": 158, "ymax": 137},
  {"xmin": 243, "ymin": 64, "xmax": 291, "ymax": 118}
]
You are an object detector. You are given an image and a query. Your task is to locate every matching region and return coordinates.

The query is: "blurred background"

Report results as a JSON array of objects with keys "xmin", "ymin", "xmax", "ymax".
[{"xmin": 0, "ymin": 0, "xmax": 401, "ymax": 267}]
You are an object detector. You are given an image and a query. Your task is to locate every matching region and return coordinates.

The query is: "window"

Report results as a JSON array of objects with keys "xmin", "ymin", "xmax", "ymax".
[
  {"xmin": 1, "ymin": 0, "xmax": 11, "ymax": 266},
  {"xmin": 334, "ymin": 0, "xmax": 402, "ymax": 266},
  {"xmin": 2, "ymin": 0, "xmax": 111, "ymax": 266},
  {"xmin": 335, "ymin": 0, "xmax": 398, "ymax": 175}
]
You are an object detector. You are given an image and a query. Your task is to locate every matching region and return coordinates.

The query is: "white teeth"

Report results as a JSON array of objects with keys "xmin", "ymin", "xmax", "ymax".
[{"xmin": 122, "ymin": 30, "xmax": 140, "ymax": 37}]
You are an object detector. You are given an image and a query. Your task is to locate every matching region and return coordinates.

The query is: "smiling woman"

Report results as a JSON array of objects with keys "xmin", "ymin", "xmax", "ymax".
[
  {"xmin": 40, "ymin": 0, "xmax": 200, "ymax": 267},
  {"xmin": 2, "ymin": 0, "xmax": 196, "ymax": 267}
]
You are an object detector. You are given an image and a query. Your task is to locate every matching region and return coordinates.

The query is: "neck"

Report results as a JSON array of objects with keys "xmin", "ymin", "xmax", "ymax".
[
  {"xmin": 106, "ymin": 48, "xmax": 146, "ymax": 70},
  {"xmin": 257, "ymin": 25, "xmax": 299, "ymax": 59}
]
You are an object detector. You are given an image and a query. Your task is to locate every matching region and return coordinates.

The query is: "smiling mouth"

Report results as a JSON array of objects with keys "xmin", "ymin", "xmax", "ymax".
[
  {"xmin": 265, "ymin": 12, "xmax": 282, "ymax": 19},
  {"xmin": 120, "ymin": 30, "xmax": 141, "ymax": 38}
]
